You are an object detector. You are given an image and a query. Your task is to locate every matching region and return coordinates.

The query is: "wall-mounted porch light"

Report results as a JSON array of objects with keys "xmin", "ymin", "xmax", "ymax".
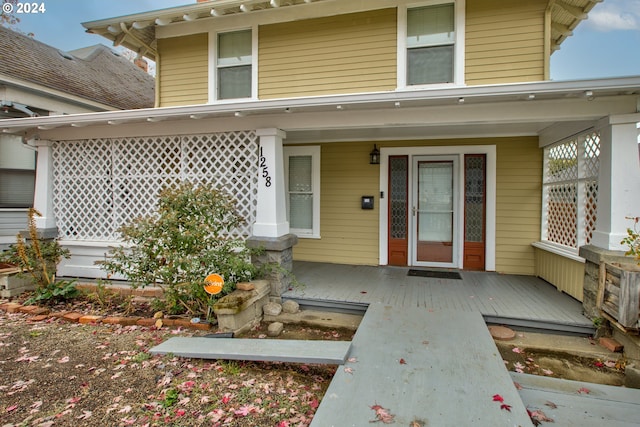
[{"xmin": 370, "ymin": 144, "xmax": 380, "ymax": 165}]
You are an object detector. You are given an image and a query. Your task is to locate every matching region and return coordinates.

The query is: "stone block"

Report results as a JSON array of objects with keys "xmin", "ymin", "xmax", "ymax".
[
  {"xmin": 62, "ymin": 312, "xmax": 84, "ymax": 322},
  {"xmin": 282, "ymin": 300, "xmax": 299, "ymax": 314},
  {"xmin": 213, "ymin": 280, "xmax": 270, "ymax": 333},
  {"xmin": 236, "ymin": 282, "xmax": 255, "ymax": 291},
  {"xmin": 599, "ymin": 337, "xmax": 623, "ymax": 352},
  {"xmin": 1, "ymin": 302, "xmax": 23, "ymax": 313},
  {"xmin": 624, "ymin": 364, "xmax": 640, "ymax": 389},
  {"xmin": 263, "ymin": 302, "xmax": 282, "ymax": 316},
  {"xmin": 79, "ymin": 315, "xmax": 104, "ymax": 324},
  {"xmin": 267, "ymin": 322, "xmax": 284, "ymax": 337}
]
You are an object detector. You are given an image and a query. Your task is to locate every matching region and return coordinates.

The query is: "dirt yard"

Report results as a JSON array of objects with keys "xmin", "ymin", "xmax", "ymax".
[{"xmin": 0, "ymin": 308, "xmax": 341, "ymax": 427}]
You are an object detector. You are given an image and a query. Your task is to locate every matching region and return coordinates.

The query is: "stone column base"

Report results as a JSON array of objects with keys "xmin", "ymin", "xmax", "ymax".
[{"xmin": 247, "ymin": 234, "xmax": 298, "ymax": 300}]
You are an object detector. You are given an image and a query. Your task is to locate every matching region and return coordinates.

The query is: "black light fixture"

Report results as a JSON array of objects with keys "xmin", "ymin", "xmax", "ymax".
[{"xmin": 369, "ymin": 144, "xmax": 380, "ymax": 165}]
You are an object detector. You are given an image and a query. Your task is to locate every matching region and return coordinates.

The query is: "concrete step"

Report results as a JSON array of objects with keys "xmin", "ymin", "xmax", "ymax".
[{"xmin": 149, "ymin": 337, "xmax": 352, "ymax": 365}]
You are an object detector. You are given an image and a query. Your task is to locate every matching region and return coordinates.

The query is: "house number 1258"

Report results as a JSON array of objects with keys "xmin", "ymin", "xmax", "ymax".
[{"xmin": 259, "ymin": 147, "xmax": 272, "ymax": 187}]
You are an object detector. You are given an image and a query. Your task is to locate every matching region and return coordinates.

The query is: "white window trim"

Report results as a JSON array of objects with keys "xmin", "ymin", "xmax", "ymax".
[
  {"xmin": 397, "ymin": 0, "xmax": 465, "ymax": 90},
  {"xmin": 208, "ymin": 25, "xmax": 258, "ymax": 103},
  {"xmin": 283, "ymin": 145, "xmax": 321, "ymax": 239}
]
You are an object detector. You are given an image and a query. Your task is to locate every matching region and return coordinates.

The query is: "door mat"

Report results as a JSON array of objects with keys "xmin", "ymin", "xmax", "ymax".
[{"xmin": 407, "ymin": 269, "xmax": 462, "ymax": 280}]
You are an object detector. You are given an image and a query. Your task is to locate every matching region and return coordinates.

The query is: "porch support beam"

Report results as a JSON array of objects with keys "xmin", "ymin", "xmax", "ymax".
[
  {"xmin": 252, "ymin": 128, "xmax": 289, "ymax": 238},
  {"xmin": 30, "ymin": 139, "xmax": 58, "ymax": 237},
  {"xmin": 591, "ymin": 113, "xmax": 640, "ymax": 251}
]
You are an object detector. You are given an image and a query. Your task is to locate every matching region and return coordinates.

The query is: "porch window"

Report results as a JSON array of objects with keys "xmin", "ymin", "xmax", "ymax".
[
  {"xmin": 406, "ymin": 3, "xmax": 455, "ymax": 86},
  {"xmin": 0, "ymin": 137, "xmax": 36, "ymax": 208},
  {"xmin": 541, "ymin": 131, "xmax": 600, "ymax": 252},
  {"xmin": 284, "ymin": 146, "xmax": 320, "ymax": 238},
  {"xmin": 217, "ymin": 30, "xmax": 252, "ymax": 100}
]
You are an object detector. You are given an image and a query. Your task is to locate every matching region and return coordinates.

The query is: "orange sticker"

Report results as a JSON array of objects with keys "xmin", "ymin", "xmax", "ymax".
[{"xmin": 204, "ymin": 273, "xmax": 224, "ymax": 295}]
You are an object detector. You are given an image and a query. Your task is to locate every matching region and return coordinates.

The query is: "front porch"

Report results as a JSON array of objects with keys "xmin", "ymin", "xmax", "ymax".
[{"xmin": 285, "ymin": 261, "xmax": 594, "ymax": 334}]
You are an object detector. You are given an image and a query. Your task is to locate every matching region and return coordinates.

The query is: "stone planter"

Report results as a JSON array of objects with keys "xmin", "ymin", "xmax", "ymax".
[
  {"xmin": 212, "ymin": 280, "xmax": 270, "ymax": 334},
  {"xmin": 598, "ymin": 262, "xmax": 640, "ymax": 331},
  {"xmin": 0, "ymin": 263, "xmax": 34, "ymax": 298}
]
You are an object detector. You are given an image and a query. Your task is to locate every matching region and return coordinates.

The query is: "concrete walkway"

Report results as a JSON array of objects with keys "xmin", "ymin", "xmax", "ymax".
[{"xmin": 310, "ymin": 303, "xmax": 534, "ymax": 426}]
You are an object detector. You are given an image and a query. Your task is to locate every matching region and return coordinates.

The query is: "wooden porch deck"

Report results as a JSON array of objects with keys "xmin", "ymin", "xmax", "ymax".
[{"xmin": 285, "ymin": 262, "xmax": 594, "ymax": 334}]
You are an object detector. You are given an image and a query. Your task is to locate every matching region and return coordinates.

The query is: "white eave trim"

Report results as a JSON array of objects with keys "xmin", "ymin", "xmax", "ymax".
[{"xmin": 1, "ymin": 76, "xmax": 639, "ymax": 133}]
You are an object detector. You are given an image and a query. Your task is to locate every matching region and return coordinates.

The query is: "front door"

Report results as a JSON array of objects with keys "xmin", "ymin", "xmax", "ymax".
[{"xmin": 412, "ymin": 156, "xmax": 458, "ymax": 267}]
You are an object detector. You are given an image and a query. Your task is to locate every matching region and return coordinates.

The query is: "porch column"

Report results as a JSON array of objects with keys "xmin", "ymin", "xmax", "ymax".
[
  {"xmin": 252, "ymin": 128, "xmax": 289, "ymax": 237},
  {"xmin": 30, "ymin": 139, "xmax": 57, "ymax": 238},
  {"xmin": 248, "ymin": 128, "xmax": 297, "ymax": 299},
  {"xmin": 590, "ymin": 114, "xmax": 640, "ymax": 251}
]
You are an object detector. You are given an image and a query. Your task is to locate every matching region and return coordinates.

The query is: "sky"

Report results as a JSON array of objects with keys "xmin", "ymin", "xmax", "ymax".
[{"xmin": 2, "ymin": 0, "xmax": 640, "ymax": 81}]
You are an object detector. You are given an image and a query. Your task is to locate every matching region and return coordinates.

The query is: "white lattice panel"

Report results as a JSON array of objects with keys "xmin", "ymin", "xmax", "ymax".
[
  {"xmin": 543, "ymin": 131, "xmax": 600, "ymax": 249},
  {"xmin": 52, "ymin": 132, "xmax": 258, "ymax": 241}
]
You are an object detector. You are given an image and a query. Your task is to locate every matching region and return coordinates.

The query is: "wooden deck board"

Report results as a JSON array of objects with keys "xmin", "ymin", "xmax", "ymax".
[
  {"xmin": 310, "ymin": 304, "xmax": 533, "ymax": 427},
  {"xmin": 288, "ymin": 262, "xmax": 592, "ymax": 331},
  {"xmin": 149, "ymin": 337, "xmax": 352, "ymax": 365},
  {"xmin": 512, "ymin": 372, "xmax": 640, "ymax": 426}
]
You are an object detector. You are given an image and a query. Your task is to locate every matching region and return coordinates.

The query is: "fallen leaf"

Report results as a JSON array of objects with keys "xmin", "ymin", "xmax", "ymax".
[
  {"xmin": 500, "ymin": 403, "xmax": 512, "ymax": 412},
  {"xmin": 544, "ymin": 400, "xmax": 557, "ymax": 409},
  {"xmin": 77, "ymin": 410, "xmax": 93, "ymax": 420},
  {"xmin": 512, "ymin": 347, "xmax": 524, "ymax": 354},
  {"xmin": 57, "ymin": 356, "xmax": 70, "ymax": 364},
  {"xmin": 344, "ymin": 367, "xmax": 354, "ymax": 374},
  {"xmin": 347, "ymin": 357, "xmax": 358, "ymax": 363},
  {"xmin": 155, "ymin": 319, "xmax": 163, "ymax": 329},
  {"xmin": 577, "ymin": 387, "xmax": 590, "ymax": 394},
  {"xmin": 6, "ymin": 405, "xmax": 18, "ymax": 412},
  {"xmin": 399, "ymin": 358, "xmax": 407, "ymax": 365},
  {"xmin": 542, "ymin": 369, "xmax": 554, "ymax": 376},
  {"xmin": 492, "ymin": 394, "xmax": 504, "ymax": 402},
  {"xmin": 530, "ymin": 409, "xmax": 554, "ymax": 423},
  {"xmin": 370, "ymin": 404, "xmax": 395, "ymax": 424},
  {"xmin": 513, "ymin": 382, "xmax": 523, "ymax": 390}
]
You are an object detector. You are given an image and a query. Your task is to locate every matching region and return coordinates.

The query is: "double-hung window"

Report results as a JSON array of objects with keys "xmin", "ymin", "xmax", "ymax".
[
  {"xmin": 284, "ymin": 146, "xmax": 320, "ymax": 238},
  {"xmin": 217, "ymin": 30, "xmax": 252, "ymax": 100},
  {"xmin": 407, "ymin": 4, "xmax": 454, "ymax": 85},
  {"xmin": 400, "ymin": 1, "xmax": 463, "ymax": 88}
]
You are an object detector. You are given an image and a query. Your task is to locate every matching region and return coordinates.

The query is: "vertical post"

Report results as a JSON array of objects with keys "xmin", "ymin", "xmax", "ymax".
[
  {"xmin": 248, "ymin": 128, "xmax": 297, "ymax": 299},
  {"xmin": 591, "ymin": 114, "xmax": 640, "ymax": 251},
  {"xmin": 31, "ymin": 139, "xmax": 58, "ymax": 238},
  {"xmin": 253, "ymin": 128, "xmax": 289, "ymax": 237}
]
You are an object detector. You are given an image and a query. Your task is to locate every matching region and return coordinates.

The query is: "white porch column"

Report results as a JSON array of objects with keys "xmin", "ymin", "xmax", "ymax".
[
  {"xmin": 252, "ymin": 128, "xmax": 289, "ymax": 237},
  {"xmin": 591, "ymin": 114, "xmax": 640, "ymax": 250},
  {"xmin": 31, "ymin": 139, "xmax": 57, "ymax": 236}
]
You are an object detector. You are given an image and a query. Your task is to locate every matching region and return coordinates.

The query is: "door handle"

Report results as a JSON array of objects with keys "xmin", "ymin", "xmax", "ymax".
[{"xmin": 412, "ymin": 206, "xmax": 417, "ymax": 217}]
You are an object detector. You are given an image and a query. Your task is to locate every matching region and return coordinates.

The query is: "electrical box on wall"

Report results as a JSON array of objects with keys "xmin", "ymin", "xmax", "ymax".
[{"xmin": 361, "ymin": 196, "xmax": 374, "ymax": 210}]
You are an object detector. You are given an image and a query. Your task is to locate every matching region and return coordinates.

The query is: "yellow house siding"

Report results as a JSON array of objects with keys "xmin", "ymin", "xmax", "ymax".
[
  {"xmin": 535, "ymin": 248, "xmax": 585, "ymax": 301},
  {"xmin": 157, "ymin": 34, "xmax": 208, "ymax": 107},
  {"xmin": 293, "ymin": 138, "xmax": 542, "ymax": 275},
  {"xmin": 495, "ymin": 138, "xmax": 542, "ymax": 274},
  {"xmin": 293, "ymin": 142, "xmax": 380, "ymax": 265},
  {"xmin": 258, "ymin": 9, "xmax": 397, "ymax": 99},
  {"xmin": 466, "ymin": 0, "xmax": 547, "ymax": 84}
]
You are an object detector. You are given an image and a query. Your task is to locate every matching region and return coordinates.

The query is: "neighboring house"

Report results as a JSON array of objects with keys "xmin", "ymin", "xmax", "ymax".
[
  {"xmin": 0, "ymin": 0, "xmax": 639, "ymax": 303},
  {"xmin": 0, "ymin": 25, "xmax": 154, "ymax": 249}
]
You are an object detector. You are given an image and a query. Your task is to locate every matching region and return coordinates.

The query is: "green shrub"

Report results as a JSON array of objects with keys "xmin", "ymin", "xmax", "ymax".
[
  {"xmin": 621, "ymin": 216, "xmax": 640, "ymax": 264},
  {"xmin": 98, "ymin": 183, "xmax": 260, "ymax": 315},
  {"xmin": 0, "ymin": 208, "xmax": 76, "ymax": 305}
]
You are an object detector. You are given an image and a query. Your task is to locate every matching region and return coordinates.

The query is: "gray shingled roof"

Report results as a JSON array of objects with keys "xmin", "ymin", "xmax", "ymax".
[{"xmin": 0, "ymin": 26, "xmax": 155, "ymax": 110}]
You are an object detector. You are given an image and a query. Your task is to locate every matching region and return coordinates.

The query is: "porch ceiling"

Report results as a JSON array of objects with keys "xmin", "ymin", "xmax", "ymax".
[{"xmin": 81, "ymin": 0, "xmax": 598, "ymax": 60}]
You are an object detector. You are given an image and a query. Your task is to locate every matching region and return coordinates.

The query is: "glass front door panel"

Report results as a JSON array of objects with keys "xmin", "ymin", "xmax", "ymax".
[{"xmin": 416, "ymin": 160, "xmax": 453, "ymax": 263}]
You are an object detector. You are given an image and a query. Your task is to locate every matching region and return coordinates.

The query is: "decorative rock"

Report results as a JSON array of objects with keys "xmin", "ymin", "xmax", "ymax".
[
  {"xmin": 267, "ymin": 322, "xmax": 284, "ymax": 337},
  {"xmin": 236, "ymin": 282, "xmax": 255, "ymax": 291},
  {"xmin": 282, "ymin": 300, "xmax": 300, "ymax": 314},
  {"xmin": 263, "ymin": 302, "xmax": 282, "ymax": 316},
  {"xmin": 488, "ymin": 325, "xmax": 516, "ymax": 341}
]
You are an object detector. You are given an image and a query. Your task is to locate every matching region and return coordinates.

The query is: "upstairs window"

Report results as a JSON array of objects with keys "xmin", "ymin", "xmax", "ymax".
[
  {"xmin": 217, "ymin": 30, "xmax": 252, "ymax": 100},
  {"xmin": 407, "ymin": 4, "xmax": 455, "ymax": 85}
]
